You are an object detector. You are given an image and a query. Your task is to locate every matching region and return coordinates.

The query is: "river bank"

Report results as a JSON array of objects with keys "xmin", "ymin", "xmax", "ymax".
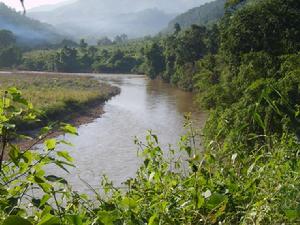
[
  {"xmin": 0, "ymin": 71, "xmax": 121, "ymax": 150},
  {"xmin": 17, "ymin": 88, "xmax": 120, "ymax": 150}
]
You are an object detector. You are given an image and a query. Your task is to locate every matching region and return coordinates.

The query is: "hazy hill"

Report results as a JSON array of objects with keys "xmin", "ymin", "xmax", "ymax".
[
  {"xmin": 28, "ymin": 0, "xmax": 213, "ymax": 40},
  {"xmin": 28, "ymin": 0, "xmax": 76, "ymax": 13},
  {"xmin": 0, "ymin": 3, "xmax": 63, "ymax": 46},
  {"xmin": 30, "ymin": 8, "xmax": 176, "ymax": 42},
  {"xmin": 166, "ymin": 0, "xmax": 226, "ymax": 32}
]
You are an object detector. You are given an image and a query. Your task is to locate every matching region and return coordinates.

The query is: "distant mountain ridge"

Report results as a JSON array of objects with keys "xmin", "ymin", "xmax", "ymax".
[
  {"xmin": 28, "ymin": 0, "xmax": 76, "ymax": 13},
  {"xmin": 0, "ymin": 3, "xmax": 63, "ymax": 46},
  {"xmin": 166, "ymin": 0, "xmax": 226, "ymax": 32},
  {"xmin": 28, "ymin": 0, "xmax": 213, "ymax": 40}
]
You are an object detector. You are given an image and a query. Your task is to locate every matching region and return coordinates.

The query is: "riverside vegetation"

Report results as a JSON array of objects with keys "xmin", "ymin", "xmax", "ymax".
[
  {"xmin": 0, "ymin": 0, "xmax": 300, "ymax": 224},
  {"xmin": 0, "ymin": 73, "xmax": 119, "ymax": 130}
]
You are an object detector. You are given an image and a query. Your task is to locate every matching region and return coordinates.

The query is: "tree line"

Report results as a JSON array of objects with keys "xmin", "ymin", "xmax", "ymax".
[{"xmin": 0, "ymin": 34, "xmax": 144, "ymax": 73}]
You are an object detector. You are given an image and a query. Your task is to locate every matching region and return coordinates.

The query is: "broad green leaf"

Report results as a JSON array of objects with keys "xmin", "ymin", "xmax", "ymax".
[
  {"xmin": 37, "ymin": 215, "xmax": 60, "ymax": 225},
  {"xmin": 45, "ymin": 139, "xmax": 56, "ymax": 150},
  {"xmin": 8, "ymin": 145, "xmax": 21, "ymax": 165},
  {"xmin": 23, "ymin": 151, "xmax": 34, "ymax": 164},
  {"xmin": 98, "ymin": 210, "xmax": 119, "ymax": 225},
  {"xmin": 8, "ymin": 87, "xmax": 20, "ymax": 95},
  {"xmin": 62, "ymin": 124, "xmax": 78, "ymax": 135},
  {"xmin": 24, "ymin": 112, "xmax": 37, "ymax": 121},
  {"xmin": 34, "ymin": 175, "xmax": 45, "ymax": 184},
  {"xmin": 68, "ymin": 215, "xmax": 83, "ymax": 225},
  {"xmin": 121, "ymin": 197, "xmax": 138, "ymax": 209},
  {"xmin": 40, "ymin": 194, "xmax": 51, "ymax": 207},
  {"xmin": 8, "ymin": 87, "xmax": 29, "ymax": 105},
  {"xmin": 207, "ymin": 193, "xmax": 228, "ymax": 210},
  {"xmin": 285, "ymin": 209, "xmax": 300, "ymax": 220},
  {"xmin": 148, "ymin": 214, "xmax": 158, "ymax": 225},
  {"xmin": 45, "ymin": 175, "xmax": 68, "ymax": 184},
  {"xmin": 40, "ymin": 126, "xmax": 51, "ymax": 136},
  {"xmin": 3, "ymin": 216, "xmax": 32, "ymax": 225},
  {"xmin": 38, "ymin": 183, "xmax": 53, "ymax": 193},
  {"xmin": 3, "ymin": 98, "xmax": 10, "ymax": 108},
  {"xmin": 57, "ymin": 151, "xmax": 74, "ymax": 162}
]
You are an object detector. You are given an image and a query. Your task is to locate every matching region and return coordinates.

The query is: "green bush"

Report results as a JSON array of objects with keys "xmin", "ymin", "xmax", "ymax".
[{"xmin": 0, "ymin": 91, "xmax": 299, "ymax": 224}]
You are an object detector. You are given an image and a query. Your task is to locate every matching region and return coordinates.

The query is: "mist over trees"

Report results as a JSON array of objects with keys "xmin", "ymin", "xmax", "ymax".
[
  {"xmin": 0, "ymin": 3, "xmax": 63, "ymax": 46},
  {"xmin": 27, "ymin": 0, "xmax": 214, "ymax": 41}
]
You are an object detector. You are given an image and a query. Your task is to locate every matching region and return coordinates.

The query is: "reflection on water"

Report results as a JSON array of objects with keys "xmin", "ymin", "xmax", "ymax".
[{"xmin": 54, "ymin": 74, "xmax": 206, "ymax": 192}]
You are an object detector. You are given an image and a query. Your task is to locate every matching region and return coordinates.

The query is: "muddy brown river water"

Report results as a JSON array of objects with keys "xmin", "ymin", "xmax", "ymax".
[{"xmin": 51, "ymin": 74, "xmax": 206, "ymax": 192}]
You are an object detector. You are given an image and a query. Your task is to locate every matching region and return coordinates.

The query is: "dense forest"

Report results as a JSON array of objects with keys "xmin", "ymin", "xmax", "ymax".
[
  {"xmin": 0, "ymin": 28, "xmax": 144, "ymax": 73},
  {"xmin": 0, "ymin": 0, "xmax": 300, "ymax": 224},
  {"xmin": 0, "ymin": 29, "xmax": 22, "ymax": 68},
  {"xmin": 20, "ymin": 39, "xmax": 145, "ymax": 73}
]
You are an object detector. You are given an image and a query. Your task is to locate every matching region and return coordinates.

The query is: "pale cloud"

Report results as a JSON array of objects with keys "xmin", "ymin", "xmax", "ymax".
[{"xmin": 1, "ymin": 0, "xmax": 66, "ymax": 11}]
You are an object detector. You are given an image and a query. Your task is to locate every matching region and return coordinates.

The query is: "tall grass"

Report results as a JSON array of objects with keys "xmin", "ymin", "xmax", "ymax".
[{"xmin": 0, "ymin": 73, "xmax": 119, "ymax": 128}]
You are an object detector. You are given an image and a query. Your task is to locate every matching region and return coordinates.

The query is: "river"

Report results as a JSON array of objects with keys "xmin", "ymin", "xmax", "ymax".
[{"xmin": 53, "ymin": 74, "xmax": 206, "ymax": 192}]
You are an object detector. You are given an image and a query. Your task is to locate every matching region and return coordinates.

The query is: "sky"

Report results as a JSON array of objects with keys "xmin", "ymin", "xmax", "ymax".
[{"xmin": 1, "ymin": 0, "xmax": 66, "ymax": 11}]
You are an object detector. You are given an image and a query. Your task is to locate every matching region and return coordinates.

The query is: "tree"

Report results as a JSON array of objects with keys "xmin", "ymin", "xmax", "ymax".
[
  {"xmin": 145, "ymin": 43, "xmax": 165, "ymax": 79},
  {"xmin": 0, "ymin": 30, "xmax": 16, "ymax": 48},
  {"xmin": 88, "ymin": 46, "xmax": 97, "ymax": 59},
  {"xmin": 221, "ymin": 0, "xmax": 300, "ymax": 63},
  {"xmin": 176, "ymin": 25, "xmax": 207, "ymax": 65},
  {"xmin": 0, "ymin": 46, "xmax": 21, "ymax": 67},
  {"xmin": 225, "ymin": 0, "xmax": 248, "ymax": 10},
  {"xmin": 174, "ymin": 23, "xmax": 181, "ymax": 35},
  {"xmin": 207, "ymin": 24, "xmax": 220, "ymax": 54},
  {"xmin": 114, "ymin": 34, "xmax": 128, "ymax": 44},
  {"xmin": 57, "ymin": 46, "xmax": 79, "ymax": 72},
  {"xmin": 79, "ymin": 53, "xmax": 93, "ymax": 72},
  {"xmin": 162, "ymin": 35, "xmax": 178, "ymax": 82},
  {"xmin": 97, "ymin": 37, "xmax": 113, "ymax": 46},
  {"xmin": 79, "ymin": 39, "xmax": 88, "ymax": 53},
  {"xmin": 58, "ymin": 39, "xmax": 78, "ymax": 48},
  {"xmin": 120, "ymin": 34, "xmax": 128, "ymax": 42}
]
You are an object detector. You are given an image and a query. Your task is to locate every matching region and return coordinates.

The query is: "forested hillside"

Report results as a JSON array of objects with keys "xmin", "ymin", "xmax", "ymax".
[
  {"xmin": 28, "ymin": 0, "xmax": 211, "ymax": 40},
  {"xmin": 165, "ymin": 0, "xmax": 226, "ymax": 32},
  {"xmin": 0, "ymin": 3, "xmax": 63, "ymax": 46}
]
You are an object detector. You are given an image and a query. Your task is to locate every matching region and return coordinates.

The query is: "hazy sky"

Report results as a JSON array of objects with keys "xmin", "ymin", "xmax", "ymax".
[{"xmin": 1, "ymin": 0, "xmax": 66, "ymax": 10}]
